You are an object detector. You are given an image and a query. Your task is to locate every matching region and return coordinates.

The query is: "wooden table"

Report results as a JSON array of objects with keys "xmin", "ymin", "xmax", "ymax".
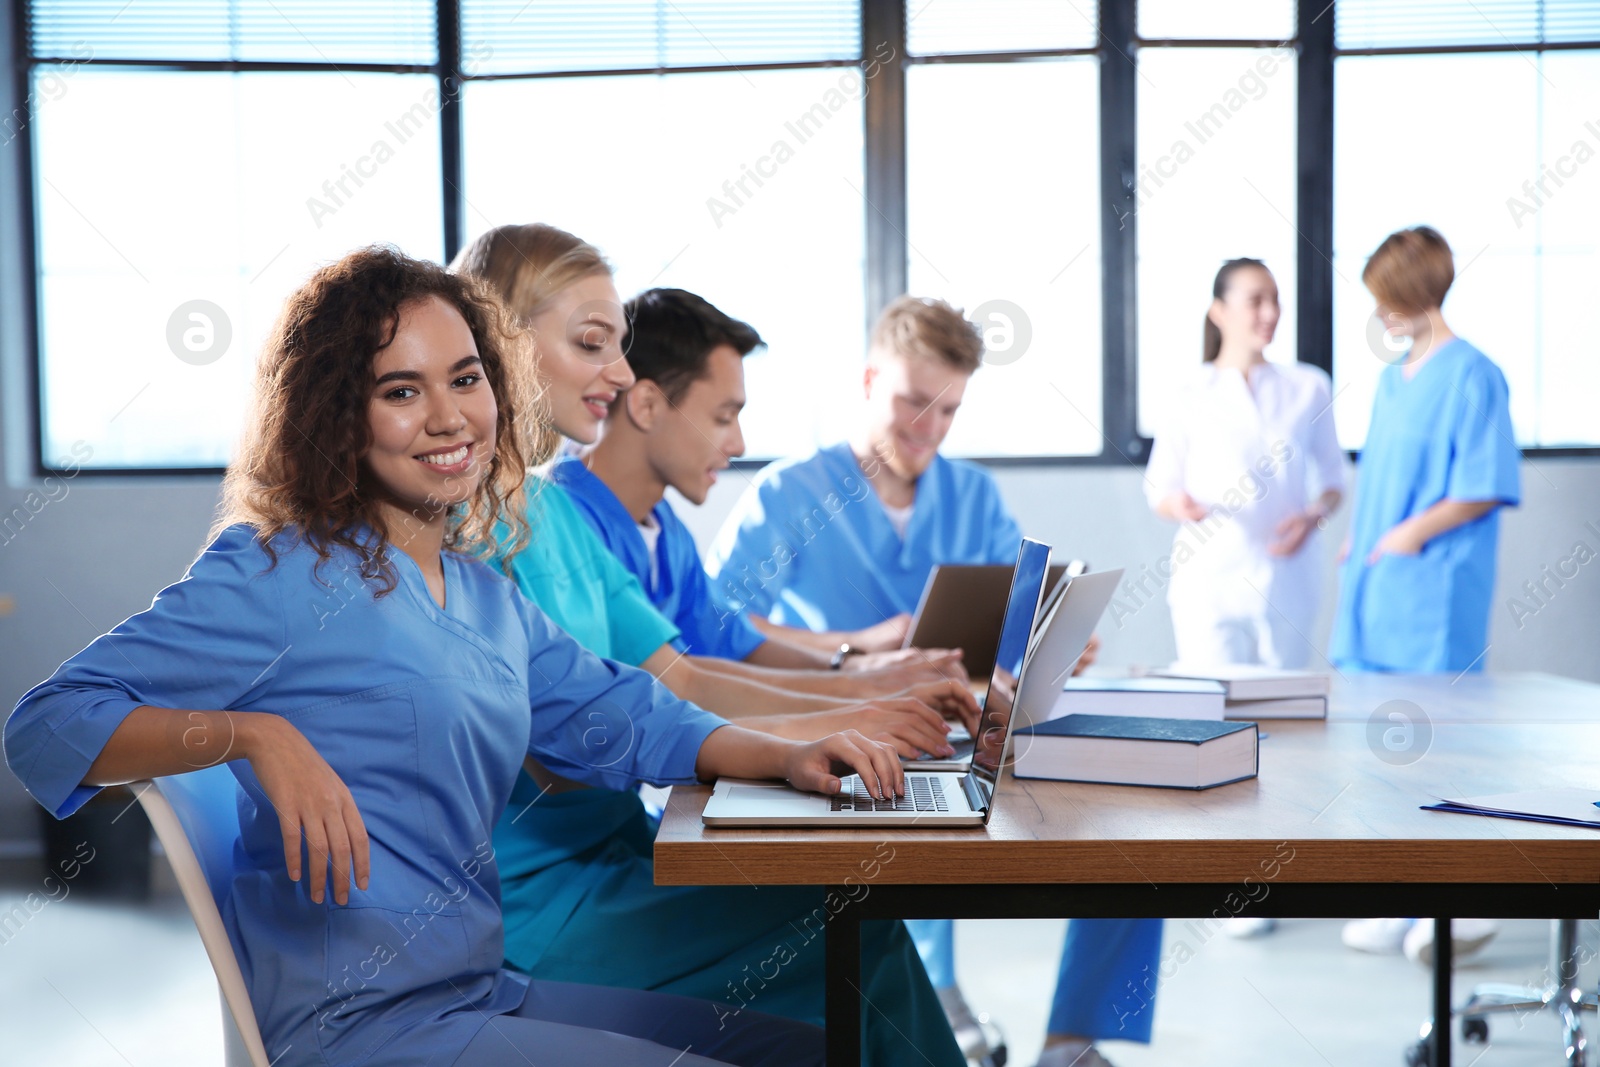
[{"xmin": 655, "ymin": 672, "xmax": 1600, "ymax": 1066}]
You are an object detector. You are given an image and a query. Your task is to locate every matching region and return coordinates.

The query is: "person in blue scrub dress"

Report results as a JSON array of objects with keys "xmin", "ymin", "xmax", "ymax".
[
  {"xmin": 5, "ymin": 248, "xmax": 909, "ymax": 1067},
  {"xmin": 708, "ymin": 296, "xmax": 1162, "ymax": 1067},
  {"xmin": 450, "ymin": 222, "xmax": 966, "ymax": 1067},
  {"xmin": 1331, "ymin": 227, "xmax": 1521, "ymax": 963},
  {"xmin": 1331, "ymin": 226, "xmax": 1521, "ymax": 675}
]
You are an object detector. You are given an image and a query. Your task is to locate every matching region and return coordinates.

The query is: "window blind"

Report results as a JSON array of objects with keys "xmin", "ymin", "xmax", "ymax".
[
  {"xmin": 461, "ymin": 0, "xmax": 860, "ymax": 76},
  {"xmin": 28, "ymin": 0, "xmax": 438, "ymax": 64},
  {"xmin": 1335, "ymin": 0, "xmax": 1600, "ymax": 50},
  {"xmin": 906, "ymin": 0, "xmax": 1098, "ymax": 57}
]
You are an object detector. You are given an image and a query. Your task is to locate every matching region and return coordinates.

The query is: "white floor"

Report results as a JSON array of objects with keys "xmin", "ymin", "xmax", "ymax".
[
  {"xmin": 958, "ymin": 916, "xmax": 1599, "ymax": 1067},
  {"xmin": 3, "ymin": 861, "xmax": 1594, "ymax": 1067}
]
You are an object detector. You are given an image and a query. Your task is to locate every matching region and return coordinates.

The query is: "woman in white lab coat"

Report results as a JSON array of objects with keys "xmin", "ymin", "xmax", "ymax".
[{"xmin": 1145, "ymin": 258, "xmax": 1345, "ymax": 669}]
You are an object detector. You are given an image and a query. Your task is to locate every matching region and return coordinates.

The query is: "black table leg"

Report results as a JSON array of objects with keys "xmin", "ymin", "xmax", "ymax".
[
  {"xmin": 826, "ymin": 889, "xmax": 863, "ymax": 1067},
  {"xmin": 1433, "ymin": 918, "xmax": 1452, "ymax": 1067}
]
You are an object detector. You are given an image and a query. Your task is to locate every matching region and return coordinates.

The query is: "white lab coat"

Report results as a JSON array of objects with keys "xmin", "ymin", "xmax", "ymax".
[{"xmin": 1144, "ymin": 361, "xmax": 1346, "ymax": 668}]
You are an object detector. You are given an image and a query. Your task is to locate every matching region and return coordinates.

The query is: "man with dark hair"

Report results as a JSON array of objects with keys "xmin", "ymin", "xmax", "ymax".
[{"xmin": 551, "ymin": 288, "xmax": 970, "ymax": 698}]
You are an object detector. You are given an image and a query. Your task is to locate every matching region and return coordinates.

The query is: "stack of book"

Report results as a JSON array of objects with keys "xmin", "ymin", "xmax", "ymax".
[
  {"xmin": 1151, "ymin": 665, "xmax": 1329, "ymax": 720},
  {"xmin": 1048, "ymin": 677, "xmax": 1227, "ymax": 721}
]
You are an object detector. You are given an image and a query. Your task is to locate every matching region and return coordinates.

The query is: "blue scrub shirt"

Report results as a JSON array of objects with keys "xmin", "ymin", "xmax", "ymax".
[
  {"xmin": 549, "ymin": 456, "xmax": 766, "ymax": 662},
  {"xmin": 1331, "ymin": 339, "xmax": 1521, "ymax": 672},
  {"xmin": 5, "ymin": 524, "xmax": 726, "ymax": 1067},
  {"xmin": 706, "ymin": 443, "xmax": 1023, "ymax": 630}
]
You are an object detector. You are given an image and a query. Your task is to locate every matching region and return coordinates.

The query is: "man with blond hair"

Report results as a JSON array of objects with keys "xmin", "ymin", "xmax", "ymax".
[{"xmin": 708, "ymin": 296, "xmax": 1158, "ymax": 1067}]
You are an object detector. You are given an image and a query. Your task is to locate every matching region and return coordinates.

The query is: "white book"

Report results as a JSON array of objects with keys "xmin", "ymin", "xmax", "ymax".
[
  {"xmin": 1051, "ymin": 677, "xmax": 1226, "ymax": 721},
  {"xmin": 1152, "ymin": 664, "xmax": 1330, "ymax": 701},
  {"xmin": 1223, "ymin": 696, "xmax": 1328, "ymax": 720}
]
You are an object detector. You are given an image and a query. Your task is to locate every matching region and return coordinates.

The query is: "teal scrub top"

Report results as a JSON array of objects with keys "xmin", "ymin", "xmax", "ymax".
[
  {"xmin": 498, "ymin": 478, "xmax": 680, "ymax": 668},
  {"xmin": 1330, "ymin": 339, "xmax": 1521, "ymax": 672}
]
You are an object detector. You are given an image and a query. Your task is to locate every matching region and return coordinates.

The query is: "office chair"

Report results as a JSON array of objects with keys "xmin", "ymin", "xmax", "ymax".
[
  {"xmin": 1407, "ymin": 918, "xmax": 1597, "ymax": 1067},
  {"xmin": 134, "ymin": 766, "xmax": 272, "ymax": 1067}
]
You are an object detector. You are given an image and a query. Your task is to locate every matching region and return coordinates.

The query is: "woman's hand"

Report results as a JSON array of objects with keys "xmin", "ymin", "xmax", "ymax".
[
  {"xmin": 1268, "ymin": 510, "xmax": 1320, "ymax": 557},
  {"xmin": 1368, "ymin": 519, "xmax": 1426, "ymax": 563},
  {"xmin": 1159, "ymin": 491, "xmax": 1210, "ymax": 523},
  {"xmin": 239, "ymin": 713, "xmax": 370, "ymax": 905},
  {"xmin": 845, "ymin": 649, "xmax": 968, "ymax": 692},
  {"xmin": 837, "ymin": 698, "xmax": 955, "ymax": 758},
  {"xmin": 783, "ymin": 730, "xmax": 904, "ymax": 800}
]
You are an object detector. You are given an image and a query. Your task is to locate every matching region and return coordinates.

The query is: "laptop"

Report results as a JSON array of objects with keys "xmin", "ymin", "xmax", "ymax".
[
  {"xmin": 913, "ymin": 566, "xmax": 1120, "ymax": 771},
  {"xmin": 701, "ymin": 538, "xmax": 1053, "ymax": 827},
  {"xmin": 902, "ymin": 560, "xmax": 1068, "ymax": 679}
]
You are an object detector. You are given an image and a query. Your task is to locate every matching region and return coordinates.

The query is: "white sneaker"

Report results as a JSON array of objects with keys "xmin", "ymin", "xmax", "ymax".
[
  {"xmin": 1342, "ymin": 917, "xmax": 1415, "ymax": 954},
  {"xmin": 1222, "ymin": 915, "xmax": 1278, "ymax": 939},
  {"xmin": 1403, "ymin": 918, "xmax": 1500, "ymax": 966},
  {"xmin": 1036, "ymin": 1040, "xmax": 1117, "ymax": 1067}
]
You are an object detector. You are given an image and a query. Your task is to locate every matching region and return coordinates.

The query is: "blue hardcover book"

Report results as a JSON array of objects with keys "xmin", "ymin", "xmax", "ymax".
[{"xmin": 1012, "ymin": 714, "xmax": 1259, "ymax": 789}]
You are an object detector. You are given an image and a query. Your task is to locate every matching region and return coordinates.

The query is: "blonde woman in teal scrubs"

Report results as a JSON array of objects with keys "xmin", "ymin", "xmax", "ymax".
[{"xmin": 452, "ymin": 223, "xmax": 964, "ymax": 1067}]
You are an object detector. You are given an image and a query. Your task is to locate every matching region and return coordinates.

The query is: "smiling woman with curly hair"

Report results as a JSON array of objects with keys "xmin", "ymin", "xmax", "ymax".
[{"xmin": 6, "ymin": 245, "xmax": 907, "ymax": 1067}]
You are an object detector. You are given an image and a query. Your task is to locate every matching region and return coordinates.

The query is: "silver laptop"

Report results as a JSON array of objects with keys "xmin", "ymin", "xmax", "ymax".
[
  {"xmin": 910, "ymin": 565, "xmax": 1121, "ymax": 772},
  {"xmin": 701, "ymin": 538, "xmax": 1053, "ymax": 827}
]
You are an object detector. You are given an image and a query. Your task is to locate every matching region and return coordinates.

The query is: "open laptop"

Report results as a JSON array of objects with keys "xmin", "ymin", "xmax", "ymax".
[
  {"xmin": 702, "ymin": 538, "xmax": 1053, "ymax": 827},
  {"xmin": 902, "ymin": 560, "xmax": 1068, "ymax": 679},
  {"xmin": 913, "ymin": 565, "xmax": 1120, "ymax": 771}
]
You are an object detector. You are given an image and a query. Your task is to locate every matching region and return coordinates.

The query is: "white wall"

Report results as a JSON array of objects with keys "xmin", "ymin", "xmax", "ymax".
[{"xmin": 5, "ymin": 456, "xmax": 1598, "ymax": 853}]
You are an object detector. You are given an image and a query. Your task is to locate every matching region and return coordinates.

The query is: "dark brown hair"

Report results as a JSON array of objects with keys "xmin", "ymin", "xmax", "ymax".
[
  {"xmin": 623, "ymin": 288, "xmax": 765, "ymax": 403},
  {"xmin": 1203, "ymin": 258, "xmax": 1271, "ymax": 362},
  {"xmin": 1362, "ymin": 226, "xmax": 1454, "ymax": 314},
  {"xmin": 215, "ymin": 245, "xmax": 544, "ymax": 591},
  {"xmin": 871, "ymin": 295, "xmax": 983, "ymax": 374}
]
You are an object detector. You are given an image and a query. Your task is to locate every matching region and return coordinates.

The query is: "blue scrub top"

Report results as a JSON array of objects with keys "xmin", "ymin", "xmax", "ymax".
[
  {"xmin": 1330, "ymin": 339, "xmax": 1521, "ymax": 672},
  {"xmin": 705, "ymin": 443, "xmax": 1024, "ymax": 631},
  {"xmin": 549, "ymin": 455, "xmax": 766, "ymax": 662},
  {"xmin": 5, "ymin": 524, "xmax": 727, "ymax": 1067}
]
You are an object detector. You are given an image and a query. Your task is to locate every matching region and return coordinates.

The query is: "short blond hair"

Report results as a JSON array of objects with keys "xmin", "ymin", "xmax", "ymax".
[
  {"xmin": 870, "ymin": 295, "xmax": 983, "ymax": 374},
  {"xmin": 1362, "ymin": 226, "xmax": 1454, "ymax": 314}
]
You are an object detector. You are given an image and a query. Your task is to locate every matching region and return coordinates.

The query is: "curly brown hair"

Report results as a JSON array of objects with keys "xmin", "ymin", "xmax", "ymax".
[{"xmin": 215, "ymin": 245, "xmax": 556, "ymax": 592}]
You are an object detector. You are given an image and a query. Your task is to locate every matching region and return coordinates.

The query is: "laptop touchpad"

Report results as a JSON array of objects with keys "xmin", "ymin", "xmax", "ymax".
[{"xmin": 727, "ymin": 785, "xmax": 825, "ymax": 807}]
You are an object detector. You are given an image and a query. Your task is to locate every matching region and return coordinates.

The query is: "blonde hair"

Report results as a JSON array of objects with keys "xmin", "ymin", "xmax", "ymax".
[
  {"xmin": 1362, "ymin": 226, "xmax": 1455, "ymax": 314},
  {"xmin": 449, "ymin": 223, "xmax": 612, "ymax": 322},
  {"xmin": 870, "ymin": 295, "xmax": 983, "ymax": 374}
]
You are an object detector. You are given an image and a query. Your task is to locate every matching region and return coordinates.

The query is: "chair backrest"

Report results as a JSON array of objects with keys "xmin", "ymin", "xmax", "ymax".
[{"xmin": 135, "ymin": 765, "xmax": 271, "ymax": 1067}]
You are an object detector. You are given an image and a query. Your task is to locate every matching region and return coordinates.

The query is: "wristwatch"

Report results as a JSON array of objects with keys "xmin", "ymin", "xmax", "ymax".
[{"xmin": 830, "ymin": 643, "xmax": 856, "ymax": 670}]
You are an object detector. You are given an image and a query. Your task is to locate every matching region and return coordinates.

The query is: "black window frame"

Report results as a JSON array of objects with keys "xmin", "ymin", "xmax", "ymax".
[{"xmin": 8, "ymin": 0, "xmax": 1599, "ymax": 478}]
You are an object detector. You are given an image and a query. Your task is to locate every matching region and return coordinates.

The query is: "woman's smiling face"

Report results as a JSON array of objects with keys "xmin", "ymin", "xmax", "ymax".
[
  {"xmin": 363, "ymin": 295, "xmax": 497, "ymax": 520},
  {"xmin": 528, "ymin": 272, "xmax": 635, "ymax": 444}
]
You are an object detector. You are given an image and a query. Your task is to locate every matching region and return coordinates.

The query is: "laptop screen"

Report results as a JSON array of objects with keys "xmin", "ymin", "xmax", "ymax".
[{"xmin": 970, "ymin": 538, "xmax": 1052, "ymax": 799}]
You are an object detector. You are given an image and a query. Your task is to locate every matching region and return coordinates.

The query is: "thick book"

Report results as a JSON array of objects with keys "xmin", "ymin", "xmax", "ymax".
[
  {"xmin": 1152, "ymin": 664, "xmax": 1330, "ymax": 701},
  {"xmin": 1050, "ymin": 677, "xmax": 1227, "ymax": 721},
  {"xmin": 1223, "ymin": 695, "xmax": 1328, "ymax": 720},
  {"xmin": 1012, "ymin": 714, "xmax": 1259, "ymax": 789}
]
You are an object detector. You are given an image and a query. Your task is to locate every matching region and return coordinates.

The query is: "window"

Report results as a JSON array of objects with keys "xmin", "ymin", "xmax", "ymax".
[
  {"xmin": 14, "ymin": 0, "xmax": 1600, "ymax": 473},
  {"xmin": 1135, "ymin": 43, "xmax": 1297, "ymax": 438},
  {"xmin": 34, "ymin": 71, "xmax": 444, "ymax": 469},
  {"xmin": 1332, "ymin": 8, "xmax": 1600, "ymax": 449},
  {"xmin": 463, "ymin": 67, "xmax": 867, "ymax": 459},
  {"xmin": 905, "ymin": 58, "xmax": 1103, "ymax": 457}
]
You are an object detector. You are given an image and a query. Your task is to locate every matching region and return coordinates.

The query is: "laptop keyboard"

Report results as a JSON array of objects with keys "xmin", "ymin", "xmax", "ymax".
[{"xmin": 829, "ymin": 774, "xmax": 950, "ymax": 813}]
